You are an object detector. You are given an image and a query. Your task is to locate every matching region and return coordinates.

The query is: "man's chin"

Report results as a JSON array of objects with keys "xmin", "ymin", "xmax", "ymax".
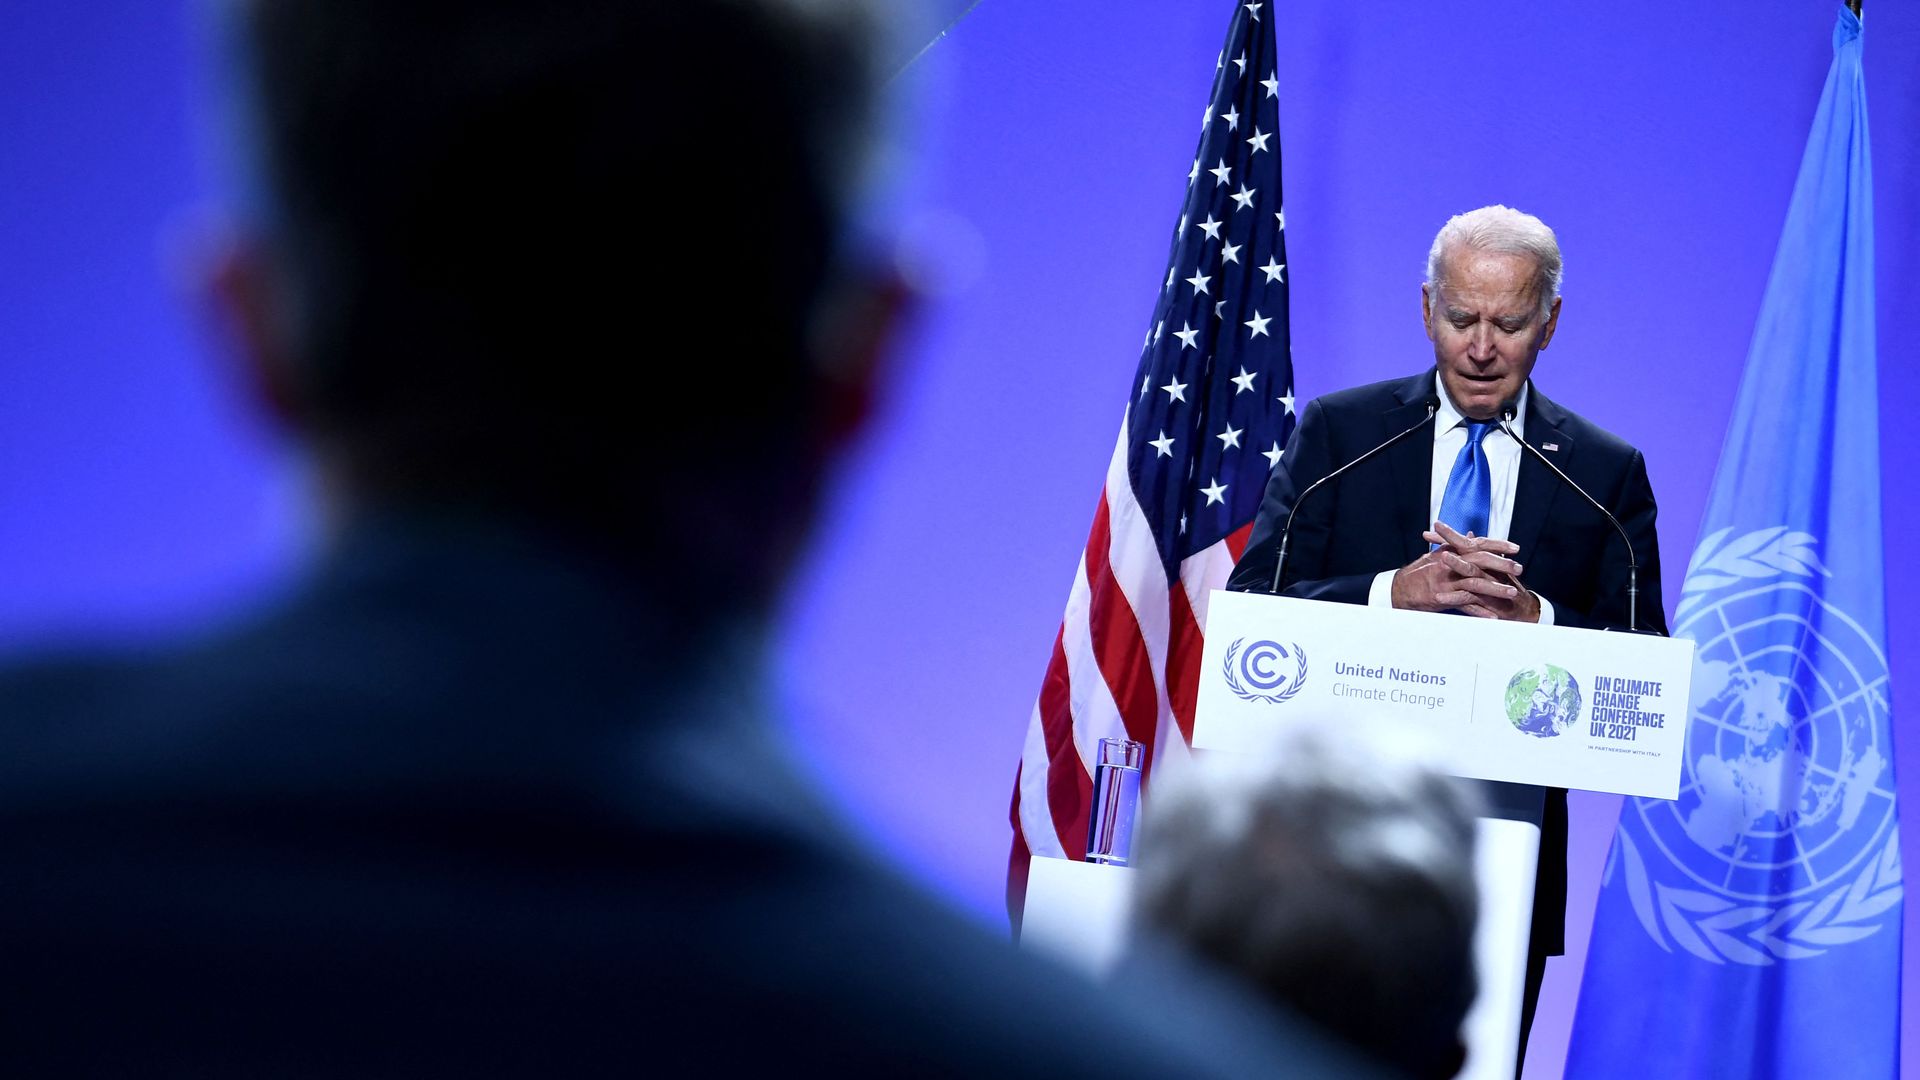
[{"xmin": 1451, "ymin": 383, "xmax": 1508, "ymax": 419}]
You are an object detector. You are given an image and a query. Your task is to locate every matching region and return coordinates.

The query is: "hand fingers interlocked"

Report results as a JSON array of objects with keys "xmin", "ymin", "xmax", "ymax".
[{"xmin": 1420, "ymin": 522, "xmax": 1530, "ymax": 618}]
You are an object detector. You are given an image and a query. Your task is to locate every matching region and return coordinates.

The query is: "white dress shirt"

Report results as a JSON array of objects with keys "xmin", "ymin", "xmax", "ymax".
[{"xmin": 1366, "ymin": 374, "xmax": 1556, "ymax": 624}]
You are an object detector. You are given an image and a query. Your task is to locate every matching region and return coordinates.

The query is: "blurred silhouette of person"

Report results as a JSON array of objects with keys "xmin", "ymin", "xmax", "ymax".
[
  {"xmin": 0, "ymin": 1, "xmax": 1380, "ymax": 1075},
  {"xmin": 1128, "ymin": 720, "xmax": 1482, "ymax": 1079}
]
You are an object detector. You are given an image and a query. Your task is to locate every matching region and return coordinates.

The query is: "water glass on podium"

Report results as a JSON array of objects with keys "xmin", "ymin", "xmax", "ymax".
[{"xmin": 1084, "ymin": 737, "xmax": 1144, "ymax": 865}]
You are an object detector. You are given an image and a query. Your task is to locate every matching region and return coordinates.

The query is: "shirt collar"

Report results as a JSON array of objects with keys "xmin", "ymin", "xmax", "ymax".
[{"xmin": 1433, "ymin": 371, "xmax": 1528, "ymax": 439}]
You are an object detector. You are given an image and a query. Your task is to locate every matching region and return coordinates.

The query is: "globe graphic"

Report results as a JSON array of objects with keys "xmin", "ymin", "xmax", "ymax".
[
  {"xmin": 1505, "ymin": 665, "xmax": 1580, "ymax": 737},
  {"xmin": 1636, "ymin": 582, "xmax": 1894, "ymax": 903}
]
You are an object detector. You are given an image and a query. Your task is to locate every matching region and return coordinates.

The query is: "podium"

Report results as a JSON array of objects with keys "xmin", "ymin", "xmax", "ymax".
[{"xmin": 1023, "ymin": 592, "xmax": 1693, "ymax": 1079}]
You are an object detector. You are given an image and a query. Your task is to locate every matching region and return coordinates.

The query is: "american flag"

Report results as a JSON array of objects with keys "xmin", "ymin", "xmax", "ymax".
[{"xmin": 1008, "ymin": 0, "xmax": 1295, "ymax": 914}]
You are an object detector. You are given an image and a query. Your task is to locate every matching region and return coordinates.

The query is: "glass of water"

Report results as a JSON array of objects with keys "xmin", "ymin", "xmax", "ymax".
[{"xmin": 1084, "ymin": 737, "xmax": 1145, "ymax": 866}]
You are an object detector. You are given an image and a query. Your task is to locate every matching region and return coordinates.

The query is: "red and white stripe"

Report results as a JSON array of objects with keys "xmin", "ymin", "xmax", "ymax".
[{"xmin": 1007, "ymin": 412, "xmax": 1251, "ymax": 917}]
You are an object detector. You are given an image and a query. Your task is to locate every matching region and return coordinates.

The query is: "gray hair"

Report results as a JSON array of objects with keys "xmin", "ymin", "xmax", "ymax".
[
  {"xmin": 1129, "ymin": 720, "xmax": 1481, "ymax": 1078},
  {"xmin": 1425, "ymin": 205, "xmax": 1563, "ymax": 311}
]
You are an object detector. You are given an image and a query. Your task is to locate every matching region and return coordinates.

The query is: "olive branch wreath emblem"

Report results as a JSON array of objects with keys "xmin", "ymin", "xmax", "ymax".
[
  {"xmin": 1613, "ymin": 827, "xmax": 1901, "ymax": 965},
  {"xmin": 1614, "ymin": 525, "xmax": 1901, "ymax": 965},
  {"xmin": 1221, "ymin": 637, "xmax": 1307, "ymax": 705},
  {"xmin": 1674, "ymin": 525, "xmax": 1829, "ymax": 622}
]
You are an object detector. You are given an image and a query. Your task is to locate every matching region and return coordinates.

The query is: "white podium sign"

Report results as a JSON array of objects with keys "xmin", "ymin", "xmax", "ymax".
[{"xmin": 1194, "ymin": 592, "xmax": 1694, "ymax": 799}]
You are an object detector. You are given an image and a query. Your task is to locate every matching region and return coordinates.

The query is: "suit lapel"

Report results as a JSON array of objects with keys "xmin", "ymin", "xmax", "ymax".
[
  {"xmin": 1385, "ymin": 374, "xmax": 1438, "ymax": 565},
  {"xmin": 1508, "ymin": 382, "xmax": 1571, "ymax": 562}
]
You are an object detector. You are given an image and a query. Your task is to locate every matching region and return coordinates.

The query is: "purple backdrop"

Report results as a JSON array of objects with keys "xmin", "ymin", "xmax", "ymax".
[{"xmin": 2, "ymin": 3, "xmax": 1915, "ymax": 1077}]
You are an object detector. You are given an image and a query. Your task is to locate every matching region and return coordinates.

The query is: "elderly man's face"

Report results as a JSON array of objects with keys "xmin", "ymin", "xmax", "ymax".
[{"xmin": 1421, "ymin": 247, "xmax": 1561, "ymax": 420}]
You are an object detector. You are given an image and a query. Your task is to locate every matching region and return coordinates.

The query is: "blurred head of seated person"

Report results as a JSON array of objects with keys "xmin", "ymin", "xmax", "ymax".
[
  {"xmin": 210, "ymin": 0, "xmax": 895, "ymax": 617},
  {"xmin": 0, "ymin": 1, "xmax": 1384, "ymax": 1076},
  {"xmin": 1128, "ymin": 719, "xmax": 1483, "ymax": 1080}
]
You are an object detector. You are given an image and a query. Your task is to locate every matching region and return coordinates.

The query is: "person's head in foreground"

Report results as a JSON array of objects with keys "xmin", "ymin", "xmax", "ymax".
[
  {"xmin": 209, "ymin": 0, "xmax": 901, "ymax": 626},
  {"xmin": 1130, "ymin": 720, "xmax": 1483, "ymax": 1079}
]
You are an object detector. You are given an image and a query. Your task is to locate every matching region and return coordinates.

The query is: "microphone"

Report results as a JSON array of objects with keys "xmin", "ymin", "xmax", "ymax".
[
  {"xmin": 1268, "ymin": 395, "xmax": 1439, "ymax": 595},
  {"xmin": 1494, "ymin": 397, "xmax": 1641, "ymax": 631}
]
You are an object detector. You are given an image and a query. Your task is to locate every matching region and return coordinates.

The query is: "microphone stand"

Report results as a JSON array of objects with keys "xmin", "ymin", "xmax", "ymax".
[
  {"xmin": 1269, "ymin": 400, "xmax": 1438, "ymax": 594},
  {"xmin": 1494, "ymin": 400, "xmax": 1639, "ymax": 632}
]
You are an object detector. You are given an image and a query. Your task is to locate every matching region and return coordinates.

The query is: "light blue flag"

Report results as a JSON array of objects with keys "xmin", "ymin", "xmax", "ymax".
[{"xmin": 1566, "ymin": 8, "xmax": 1896, "ymax": 1079}]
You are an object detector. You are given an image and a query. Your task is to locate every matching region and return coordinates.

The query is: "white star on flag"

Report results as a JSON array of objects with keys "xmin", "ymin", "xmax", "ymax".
[
  {"xmin": 1149, "ymin": 431, "xmax": 1175, "ymax": 457},
  {"xmin": 1217, "ymin": 424, "xmax": 1244, "ymax": 450},
  {"xmin": 1263, "ymin": 441, "xmax": 1284, "ymax": 467},
  {"xmin": 1244, "ymin": 311, "xmax": 1271, "ymax": 338},
  {"xmin": 1197, "ymin": 215, "xmax": 1223, "ymax": 239},
  {"xmin": 1209, "ymin": 160, "xmax": 1231, "ymax": 185},
  {"xmin": 1259, "ymin": 257, "xmax": 1285, "ymax": 283},
  {"xmin": 1174, "ymin": 322, "xmax": 1199, "ymax": 349},
  {"xmin": 1231, "ymin": 368, "xmax": 1258, "ymax": 394},
  {"xmin": 1220, "ymin": 240, "xmax": 1242, "ymax": 264},
  {"xmin": 1247, "ymin": 129, "xmax": 1271, "ymax": 153},
  {"xmin": 1161, "ymin": 378, "xmax": 1188, "ymax": 403},
  {"xmin": 1201, "ymin": 479, "xmax": 1228, "ymax": 505},
  {"xmin": 1186, "ymin": 270, "xmax": 1211, "ymax": 295},
  {"xmin": 1231, "ymin": 184, "xmax": 1256, "ymax": 211}
]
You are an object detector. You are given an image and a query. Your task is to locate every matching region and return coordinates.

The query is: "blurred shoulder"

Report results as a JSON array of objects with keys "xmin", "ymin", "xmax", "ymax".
[{"xmin": 0, "ymin": 638, "xmax": 193, "ymax": 809}]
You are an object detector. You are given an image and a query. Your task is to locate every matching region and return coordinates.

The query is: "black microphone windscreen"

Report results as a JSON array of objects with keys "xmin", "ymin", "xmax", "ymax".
[{"xmin": 1498, "ymin": 397, "xmax": 1520, "ymax": 421}]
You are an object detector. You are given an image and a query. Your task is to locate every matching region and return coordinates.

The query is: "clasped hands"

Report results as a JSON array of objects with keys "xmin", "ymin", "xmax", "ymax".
[{"xmin": 1390, "ymin": 521, "xmax": 1541, "ymax": 622}]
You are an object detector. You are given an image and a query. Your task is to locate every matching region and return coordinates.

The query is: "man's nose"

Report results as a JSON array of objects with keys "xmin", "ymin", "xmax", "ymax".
[{"xmin": 1467, "ymin": 325, "xmax": 1497, "ymax": 361}]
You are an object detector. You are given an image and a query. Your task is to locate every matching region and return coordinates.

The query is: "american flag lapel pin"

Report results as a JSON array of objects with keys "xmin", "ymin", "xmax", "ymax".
[{"xmin": 1543, "ymin": 441, "xmax": 1561, "ymax": 452}]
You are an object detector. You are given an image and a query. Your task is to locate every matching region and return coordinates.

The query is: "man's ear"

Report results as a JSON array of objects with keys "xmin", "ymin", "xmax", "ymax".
[
  {"xmin": 201, "ymin": 226, "xmax": 305, "ymax": 434},
  {"xmin": 1420, "ymin": 282, "xmax": 1437, "ymax": 343},
  {"xmin": 806, "ymin": 268, "xmax": 914, "ymax": 455},
  {"xmin": 1537, "ymin": 294, "xmax": 1563, "ymax": 350}
]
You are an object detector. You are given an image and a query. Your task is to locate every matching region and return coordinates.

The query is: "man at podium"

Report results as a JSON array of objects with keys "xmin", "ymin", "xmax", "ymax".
[{"xmin": 1223, "ymin": 204, "xmax": 1669, "ymax": 1057}]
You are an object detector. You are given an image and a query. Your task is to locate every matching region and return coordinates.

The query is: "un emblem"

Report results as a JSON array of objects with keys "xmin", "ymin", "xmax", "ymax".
[
  {"xmin": 1612, "ymin": 527, "xmax": 1900, "ymax": 965},
  {"xmin": 1222, "ymin": 638, "xmax": 1306, "ymax": 705},
  {"xmin": 1505, "ymin": 664, "xmax": 1581, "ymax": 738}
]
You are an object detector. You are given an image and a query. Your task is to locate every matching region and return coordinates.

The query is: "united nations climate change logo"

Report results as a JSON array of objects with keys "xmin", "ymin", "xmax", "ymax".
[
  {"xmin": 1222, "ymin": 638, "xmax": 1306, "ymax": 705},
  {"xmin": 1505, "ymin": 665, "xmax": 1581, "ymax": 738},
  {"xmin": 1612, "ymin": 527, "xmax": 1900, "ymax": 965}
]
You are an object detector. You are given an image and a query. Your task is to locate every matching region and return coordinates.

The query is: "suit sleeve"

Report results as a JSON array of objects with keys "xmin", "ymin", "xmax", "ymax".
[
  {"xmin": 1545, "ymin": 448, "xmax": 1668, "ymax": 634},
  {"xmin": 1224, "ymin": 399, "xmax": 1382, "ymax": 604}
]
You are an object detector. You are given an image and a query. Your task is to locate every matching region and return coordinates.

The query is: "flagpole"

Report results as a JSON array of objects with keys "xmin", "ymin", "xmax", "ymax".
[{"xmin": 891, "ymin": 0, "xmax": 987, "ymax": 81}]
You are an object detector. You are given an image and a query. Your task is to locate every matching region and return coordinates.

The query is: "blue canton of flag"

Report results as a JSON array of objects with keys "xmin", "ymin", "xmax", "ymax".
[
  {"xmin": 1567, "ymin": 9, "xmax": 1898, "ymax": 1078},
  {"xmin": 1130, "ymin": 1, "xmax": 1295, "ymax": 571}
]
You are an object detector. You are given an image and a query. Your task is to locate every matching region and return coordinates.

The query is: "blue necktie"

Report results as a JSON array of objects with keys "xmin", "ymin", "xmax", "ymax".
[{"xmin": 1436, "ymin": 420, "xmax": 1493, "ymax": 541}]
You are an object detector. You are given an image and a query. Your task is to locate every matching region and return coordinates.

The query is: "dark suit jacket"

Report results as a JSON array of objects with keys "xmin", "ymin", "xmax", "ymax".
[
  {"xmin": 0, "ymin": 512, "xmax": 1374, "ymax": 1078},
  {"xmin": 1224, "ymin": 371, "xmax": 1668, "ymax": 953}
]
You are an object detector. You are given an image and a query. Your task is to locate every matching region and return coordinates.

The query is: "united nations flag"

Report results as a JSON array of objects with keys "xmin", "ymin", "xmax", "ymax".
[{"xmin": 1566, "ymin": 9, "xmax": 1898, "ymax": 1079}]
